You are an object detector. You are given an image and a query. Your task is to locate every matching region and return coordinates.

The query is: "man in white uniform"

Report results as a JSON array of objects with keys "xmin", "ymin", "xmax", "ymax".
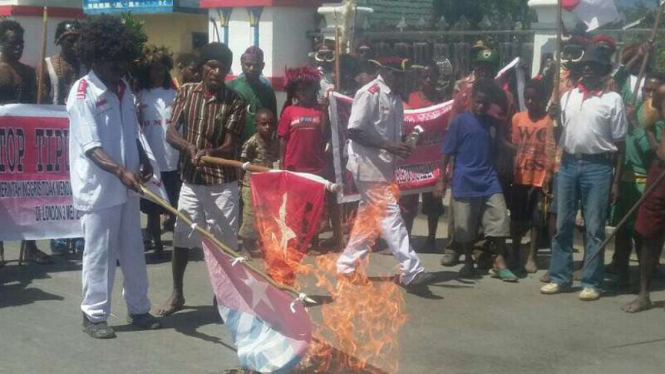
[
  {"xmin": 336, "ymin": 58, "xmax": 435, "ymax": 290},
  {"xmin": 68, "ymin": 15, "xmax": 162, "ymax": 339}
]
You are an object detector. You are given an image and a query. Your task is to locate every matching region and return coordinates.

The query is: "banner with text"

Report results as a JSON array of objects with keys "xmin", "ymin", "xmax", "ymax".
[
  {"xmin": 329, "ymin": 93, "xmax": 453, "ymax": 203},
  {"xmin": 0, "ymin": 104, "xmax": 81, "ymax": 241}
]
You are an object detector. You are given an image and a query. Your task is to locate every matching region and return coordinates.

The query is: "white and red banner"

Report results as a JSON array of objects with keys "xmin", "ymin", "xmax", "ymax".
[
  {"xmin": 0, "ymin": 104, "xmax": 167, "ymax": 241},
  {"xmin": 249, "ymin": 170, "xmax": 328, "ymax": 284},
  {"xmin": 329, "ymin": 93, "xmax": 453, "ymax": 203},
  {"xmin": 563, "ymin": 0, "xmax": 619, "ymax": 31}
]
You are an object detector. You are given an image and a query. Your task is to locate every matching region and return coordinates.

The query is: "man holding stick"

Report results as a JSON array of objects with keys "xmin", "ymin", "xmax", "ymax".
[
  {"xmin": 68, "ymin": 15, "xmax": 161, "ymax": 338},
  {"xmin": 541, "ymin": 45, "xmax": 627, "ymax": 301},
  {"xmin": 158, "ymin": 42, "xmax": 246, "ymax": 316}
]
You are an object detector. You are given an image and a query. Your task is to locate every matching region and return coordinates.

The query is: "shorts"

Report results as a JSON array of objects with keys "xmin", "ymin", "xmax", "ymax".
[
  {"xmin": 453, "ymin": 193, "xmax": 510, "ymax": 243},
  {"xmin": 610, "ymin": 179, "xmax": 645, "ymax": 232},
  {"xmin": 173, "ymin": 182, "xmax": 239, "ymax": 249},
  {"xmin": 238, "ymin": 184, "xmax": 257, "ymax": 240},
  {"xmin": 635, "ymin": 160, "xmax": 665, "ymax": 240},
  {"xmin": 509, "ymin": 184, "xmax": 545, "ymax": 227},
  {"xmin": 140, "ymin": 170, "xmax": 181, "ymax": 214},
  {"xmin": 399, "ymin": 192, "xmax": 445, "ymax": 219}
]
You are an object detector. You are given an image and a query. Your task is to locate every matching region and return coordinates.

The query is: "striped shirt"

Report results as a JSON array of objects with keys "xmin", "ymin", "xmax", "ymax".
[{"xmin": 171, "ymin": 82, "xmax": 246, "ymax": 185}]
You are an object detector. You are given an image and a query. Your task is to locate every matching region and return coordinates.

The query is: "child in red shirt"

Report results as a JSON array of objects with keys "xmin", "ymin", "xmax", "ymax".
[
  {"xmin": 278, "ymin": 66, "xmax": 341, "ymax": 249},
  {"xmin": 278, "ymin": 67, "xmax": 327, "ymax": 175}
]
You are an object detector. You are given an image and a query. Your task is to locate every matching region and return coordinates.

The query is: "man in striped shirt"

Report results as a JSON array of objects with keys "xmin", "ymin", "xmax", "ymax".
[{"xmin": 157, "ymin": 42, "xmax": 246, "ymax": 316}]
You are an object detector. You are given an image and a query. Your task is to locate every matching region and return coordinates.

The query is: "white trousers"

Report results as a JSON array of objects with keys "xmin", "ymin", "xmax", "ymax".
[
  {"xmin": 81, "ymin": 197, "xmax": 150, "ymax": 322},
  {"xmin": 173, "ymin": 182, "xmax": 239, "ymax": 250},
  {"xmin": 337, "ymin": 181, "xmax": 425, "ymax": 284}
]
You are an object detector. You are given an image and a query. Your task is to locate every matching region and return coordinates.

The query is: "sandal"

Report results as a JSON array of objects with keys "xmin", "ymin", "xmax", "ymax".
[{"xmin": 490, "ymin": 268, "xmax": 518, "ymax": 282}]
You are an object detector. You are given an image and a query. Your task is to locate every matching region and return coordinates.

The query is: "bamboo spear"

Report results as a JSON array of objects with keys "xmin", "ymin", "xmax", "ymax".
[
  {"xmin": 36, "ymin": 7, "xmax": 48, "ymax": 104},
  {"xmin": 630, "ymin": 3, "xmax": 664, "ymax": 104},
  {"xmin": 139, "ymin": 186, "xmax": 315, "ymax": 304}
]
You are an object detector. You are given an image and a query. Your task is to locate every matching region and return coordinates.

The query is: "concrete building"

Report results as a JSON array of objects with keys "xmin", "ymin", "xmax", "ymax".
[
  {"xmin": 82, "ymin": 0, "xmax": 208, "ymax": 56},
  {"xmin": 202, "ymin": 0, "xmax": 324, "ymax": 92}
]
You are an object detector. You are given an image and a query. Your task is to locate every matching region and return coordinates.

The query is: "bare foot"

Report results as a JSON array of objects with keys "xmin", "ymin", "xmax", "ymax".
[
  {"xmin": 622, "ymin": 295, "xmax": 652, "ymax": 313},
  {"xmin": 573, "ymin": 268, "xmax": 583, "ymax": 281},
  {"xmin": 156, "ymin": 293, "xmax": 185, "ymax": 316},
  {"xmin": 525, "ymin": 259, "xmax": 538, "ymax": 274}
]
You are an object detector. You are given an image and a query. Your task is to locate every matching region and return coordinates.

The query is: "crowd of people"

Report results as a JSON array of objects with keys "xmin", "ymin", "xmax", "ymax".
[{"xmin": 2, "ymin": 13, "xmax": 665, "ymax": 341}]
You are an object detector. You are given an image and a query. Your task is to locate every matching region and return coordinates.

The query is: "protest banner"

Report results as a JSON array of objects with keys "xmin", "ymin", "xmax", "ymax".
[
  {"xmin": 0, "ymin": 104, "xmax": 167, "ymax": 241},
  {"xmin": 0, "ymin": 104, "xmax": 80, "ymax": 241},
  {"xmin": 329, "ymin": 93, "xmax": 453, "ymax": 203}
]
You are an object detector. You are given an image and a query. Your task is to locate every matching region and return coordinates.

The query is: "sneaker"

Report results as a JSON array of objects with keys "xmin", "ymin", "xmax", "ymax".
[
  {"xmin": 127, "ymin": 313, "xmax": 162, "ymax": 330},
  {"xmin": 82, "ymin": 313, "xmax": 116, "ymax": 339},
  {"xmin": 540, "ymin": 282, "xmax": 565, "ymax": 295},
  {"xmin": 578, "ymin": 287, "xmax": 601, "ymax": 301}
]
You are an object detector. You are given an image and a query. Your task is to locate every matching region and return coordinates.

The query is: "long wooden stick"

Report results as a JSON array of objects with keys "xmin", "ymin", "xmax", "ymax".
[
  {"xmin": 589, "ymin": 166, "xmax": 665, "ymax": 262},
  {"xmin": 140, "ymin": 186, "xmax": 315, "ymax": 303},
  {"xmin": 334, "ymin": 26, "xmax": 342, "ymax": 91},
  {"xmin": 36, "ymin": 7, "xmax": 48, "ymax": 105},
  {"xmin": 631, "ymin": 3, "xmax": 664, "ymax": 104},
  {"xmin": 201, "ymin": 155, "xmax": 271, "ymax": 173},
  {"xmin": 553, "ymin": 0, "xmax": 563, "ymax": 103}
]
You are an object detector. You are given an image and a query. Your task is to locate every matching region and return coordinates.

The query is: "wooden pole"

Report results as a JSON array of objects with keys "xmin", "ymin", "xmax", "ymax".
[
  {"xmin": 36, "ymin": 7, "xmax": 48, "ymax": 105},
  {"xmin": 589, "ymin": 166, "xmax": 665, "ymax": 262},
  {"xmin": 334, "ymin": 26, "xmax": 342, "ymax": 92},
  {"xmin": 631, "ymin": 3, "xmax": 664, "ymax": 104},
  {"xmin": 553, "ymin": 0, "xmax": 563, "ymax": 103},
  {"xmin": 140, "ymin": 186, "xmax": 316, "ymax": 304}
]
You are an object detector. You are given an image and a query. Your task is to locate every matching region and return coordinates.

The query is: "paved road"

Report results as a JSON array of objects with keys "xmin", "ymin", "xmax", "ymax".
[{"xmin": 1, "ymin": 216, "xmax": 665, "ymax": 374}]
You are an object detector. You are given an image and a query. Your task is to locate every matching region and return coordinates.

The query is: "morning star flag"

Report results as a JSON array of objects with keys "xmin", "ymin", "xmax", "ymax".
[
  {"xmin": 202, "ymin": 238, "xmax": 312, "ymax": 373},
  {"xmin": 563, "ymin": 0, "xmax": 620, "ymax": 30},
  {"xmin": 249, "ymin": 171, "xmax": 328, "ymax": 283}
]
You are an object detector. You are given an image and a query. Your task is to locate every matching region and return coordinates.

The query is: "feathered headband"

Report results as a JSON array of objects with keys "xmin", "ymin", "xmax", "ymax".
[{"xmin": 284, "ymin": 66, "xmax": 320, "ymax": 91}]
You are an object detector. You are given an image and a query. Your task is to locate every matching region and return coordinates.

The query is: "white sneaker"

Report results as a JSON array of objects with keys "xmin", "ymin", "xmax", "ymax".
[
  {"xmin": 578, "ymin": 287, "xmax": 600, "ymax": 301},
  {"xmin": 540, "ymin": 283, "xmax": 562, "ymax": 295}
]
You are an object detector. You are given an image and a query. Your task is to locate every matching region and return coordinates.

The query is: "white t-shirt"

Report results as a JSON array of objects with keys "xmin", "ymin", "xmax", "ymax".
[
  {"xmin": 560, "ymin": 87, "xmax": 628, "ymax": 155},
  {"xmin": 138, "ymin": 87, "xmax": 179, "ymax": 172},
  {"xmin": 67, "ymin": 72, "xmax": 140, "ymax": 212}
]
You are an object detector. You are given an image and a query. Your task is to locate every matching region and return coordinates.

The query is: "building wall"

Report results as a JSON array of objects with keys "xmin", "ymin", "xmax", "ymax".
[
  {"xmin": 135, "ymin": 12, "xmax": 208, "ymax": 56},
  {"xmin": 0, "ymin": 0, "xmax": 79, "ymax": 7}
]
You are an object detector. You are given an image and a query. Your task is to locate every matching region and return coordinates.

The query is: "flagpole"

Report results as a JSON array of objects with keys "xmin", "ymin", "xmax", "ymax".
[
  {"xmin": 553, "ymin": 0, "xmax": 563, "ymax": 103},
  {"xmin": 200, "ymin": 155, "xmax": 341, "ymax": 192},
  {"xmin": 36, "ymin": 7, "xmax": 48, "ymax": 105},
  {"xmin": 140, "ymin": 186, "xmax": 316, "ymax": 304},
  {"xmin": 631, "ymin": 2, "xmax": 664, "ymax": 104}
]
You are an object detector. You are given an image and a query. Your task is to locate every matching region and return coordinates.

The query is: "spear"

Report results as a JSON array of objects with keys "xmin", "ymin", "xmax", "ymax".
[
  {"xmin": 36, "ymin": 7, "xmax": 48, "ymax": 104},
  {"xmin": 630, "ymin": 2, "xmax": 664, "ymax": 104}
]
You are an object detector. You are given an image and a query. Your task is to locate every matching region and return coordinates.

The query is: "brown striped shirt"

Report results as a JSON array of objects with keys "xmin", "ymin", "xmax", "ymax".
[{"xmin": 171, "ymin": 82, "xmax": 246, "ymax": 185}]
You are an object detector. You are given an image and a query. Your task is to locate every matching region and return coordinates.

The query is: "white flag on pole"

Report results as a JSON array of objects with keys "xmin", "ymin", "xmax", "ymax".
[{"xmin": 563, "ymin": 0, "xmax": 620, "ymax": 31}]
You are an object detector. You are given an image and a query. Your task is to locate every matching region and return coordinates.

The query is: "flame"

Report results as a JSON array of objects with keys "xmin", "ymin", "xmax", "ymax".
[{"xmin": 256, "ymin": 184, "xmax": 408, "ymax": 373}]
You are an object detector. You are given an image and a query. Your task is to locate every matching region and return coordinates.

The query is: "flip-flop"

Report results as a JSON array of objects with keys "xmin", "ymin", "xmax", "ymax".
[{"xmin": 489, "ymin": 268, "xmax": 518, "ymax": 282}]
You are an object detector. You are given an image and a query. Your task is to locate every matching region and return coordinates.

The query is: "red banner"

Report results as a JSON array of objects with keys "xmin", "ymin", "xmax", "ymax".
[
  {"xmin": 250, "ymin": 171, "xmax": 327, "ymax": 285},
  {"xmin": 329, "ymin": 93, "xmax": 453, "ymax": 203}
]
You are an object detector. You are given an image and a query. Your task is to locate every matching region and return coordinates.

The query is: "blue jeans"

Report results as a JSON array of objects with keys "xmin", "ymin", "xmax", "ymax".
[{"xmin": 550, "ymin": 154, "xmax": 613, "ymax": 291}]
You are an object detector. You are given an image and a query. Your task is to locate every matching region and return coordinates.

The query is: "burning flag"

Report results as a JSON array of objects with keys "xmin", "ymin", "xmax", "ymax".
[
  {"xmin": 202, "ymin": 238, "xmax": 312, "ymax": 373},
  {"xmin": 563, "ymin": 0, "xmax": 619, "ymax": 31},
  {"xmin": 250, "ymin": 171, "xmax": 329, "ymax": 285}
]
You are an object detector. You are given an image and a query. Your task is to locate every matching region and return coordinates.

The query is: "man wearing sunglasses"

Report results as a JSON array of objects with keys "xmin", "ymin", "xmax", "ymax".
[{"xmin": 542, "ymin": 45, "xmax": 627, "ymax": 302}]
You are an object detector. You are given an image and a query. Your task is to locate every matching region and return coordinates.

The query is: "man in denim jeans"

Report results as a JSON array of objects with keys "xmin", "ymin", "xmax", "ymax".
[{"xmin": 541, "ymin": 45, "xmax": 627, "ymax": 301}]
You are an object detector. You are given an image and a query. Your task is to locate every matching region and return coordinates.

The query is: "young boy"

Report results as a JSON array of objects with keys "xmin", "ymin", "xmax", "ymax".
[
  {"xmin": 278, "ymin": 66, "xmax": 341, "ymax": 248},
  {"xmin": 239, "ymin": 108, "xmax": 279, "ymax": 255},
  {"xmin": 434, "ymin": 79, "xmax": 517, "ymax": 282},
  {"xmin": 609, "ymin": 73, "xmax": 664, "ymax": 287},
  {"xmin": 509, "ymin": 79, "xmax": 555, "ymax": 273}
]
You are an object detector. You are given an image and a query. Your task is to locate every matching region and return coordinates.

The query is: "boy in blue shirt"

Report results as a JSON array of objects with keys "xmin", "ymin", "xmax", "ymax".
[{"xmin": 434, "ymin": 79, "xmax": 517, "ymax": 282}]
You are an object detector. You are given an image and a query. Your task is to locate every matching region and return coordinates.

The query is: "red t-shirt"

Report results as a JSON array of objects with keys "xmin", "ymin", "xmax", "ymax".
[
  {"xmin": 407, "ymin": 91, "xmax": 435, "ymax": 110},
  {"xmin": 277, "ymin": 105, "xmax": 327, "ymax": 175}
]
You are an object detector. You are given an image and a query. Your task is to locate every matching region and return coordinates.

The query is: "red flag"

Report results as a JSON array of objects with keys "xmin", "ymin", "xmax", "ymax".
[
  {"xmin": 563, "ymin": 0, "xmax": 619, "ymax": 31},
  {"xmin": 250, "ymin": 171, "xmax": 328, "ymax": 285}
]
